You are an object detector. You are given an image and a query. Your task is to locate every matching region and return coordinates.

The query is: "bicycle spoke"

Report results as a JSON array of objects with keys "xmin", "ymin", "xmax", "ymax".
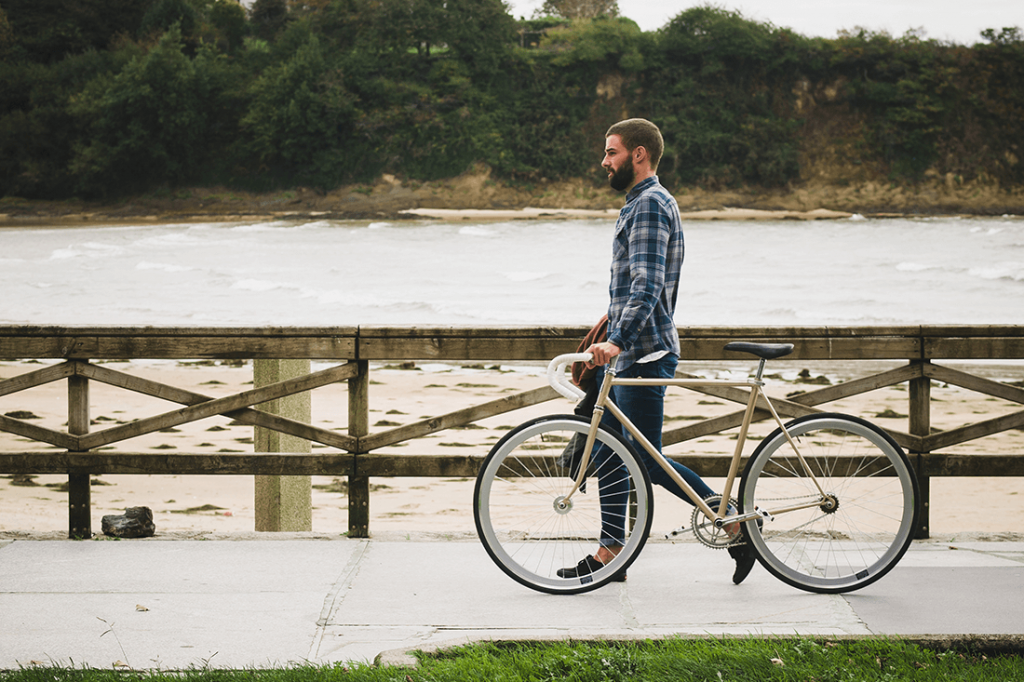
[
  {"xmin": 741, "ymin": 414, "xmax": 918, "ymax": 593},
  {"xmin": 475, "ymin": 416, "xmax": 653, "ymax": 594}
]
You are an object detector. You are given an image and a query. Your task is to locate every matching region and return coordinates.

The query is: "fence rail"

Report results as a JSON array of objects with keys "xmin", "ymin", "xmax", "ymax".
[{"xmin": 1, "ymin": 325, "xmax": 1022, "ymax": 539}]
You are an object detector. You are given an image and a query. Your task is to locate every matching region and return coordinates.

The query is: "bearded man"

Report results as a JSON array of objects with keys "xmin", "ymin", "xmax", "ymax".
[{"xmin": 557, "ymin": 118, "xmax": 757, "ymax": 586}]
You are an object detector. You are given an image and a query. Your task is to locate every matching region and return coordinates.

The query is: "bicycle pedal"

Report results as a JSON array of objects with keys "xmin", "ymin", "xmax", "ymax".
[{"xmin": 665, "ymin": 524, "xmax": 687, "ymax": 539}]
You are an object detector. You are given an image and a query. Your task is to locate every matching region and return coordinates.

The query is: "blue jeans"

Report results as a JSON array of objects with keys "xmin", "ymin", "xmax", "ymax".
[{"xmin": 593, "ymin": 354, "xmax": 715, "ymax": 547}]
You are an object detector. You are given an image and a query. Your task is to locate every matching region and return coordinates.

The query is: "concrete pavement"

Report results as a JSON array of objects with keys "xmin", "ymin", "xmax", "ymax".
[{"xmin": 1, "ymin": 533, "xmax": 1022, "ymax": 669}]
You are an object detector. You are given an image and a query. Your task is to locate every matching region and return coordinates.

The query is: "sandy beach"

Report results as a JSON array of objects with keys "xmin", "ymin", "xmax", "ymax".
[{"xmin": 1, "ymin": 358, "xmax": 1022, "ymax": 540}]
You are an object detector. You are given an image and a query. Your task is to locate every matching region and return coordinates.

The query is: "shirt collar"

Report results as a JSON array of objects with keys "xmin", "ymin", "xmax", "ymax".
[{"xmin": 625, "ymin": 175, "xmax": 658, "ymax": 203}]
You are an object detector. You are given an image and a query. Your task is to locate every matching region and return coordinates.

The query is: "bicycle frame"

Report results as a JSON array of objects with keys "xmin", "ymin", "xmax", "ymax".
[{"xmin": 560, "ymin": 356, "xmax": 830, "ymax": 527}]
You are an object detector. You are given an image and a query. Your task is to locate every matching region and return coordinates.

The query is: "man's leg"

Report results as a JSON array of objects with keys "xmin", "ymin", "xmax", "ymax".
[
  {"xmin": 616, "ymin": 355, "xmax": 715, "ymax": 504},
  {"xmin": 611, "ymin": 356, "xmax": 758, "ymax": 584}
]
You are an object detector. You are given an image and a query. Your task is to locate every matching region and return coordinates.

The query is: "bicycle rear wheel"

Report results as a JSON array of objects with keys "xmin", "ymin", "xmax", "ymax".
[
  {"xmin": 474, "ymin": 415, "xmax": 653, "ymax": 594},
  {"xmin": 739, "ymin": 413, "xmax": 919, "ymax": 594}
]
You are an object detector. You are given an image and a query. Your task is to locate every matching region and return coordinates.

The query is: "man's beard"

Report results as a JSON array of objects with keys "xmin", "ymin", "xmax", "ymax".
[{"xmin": 608, "ymin": 156, "xmax": 635, "ymax": 191}]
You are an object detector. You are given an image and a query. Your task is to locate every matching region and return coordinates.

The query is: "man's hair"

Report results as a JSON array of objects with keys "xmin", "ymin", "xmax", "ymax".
[{"xmin": 606, "ymin": 118, "xmax": 664, "ymax": 171}]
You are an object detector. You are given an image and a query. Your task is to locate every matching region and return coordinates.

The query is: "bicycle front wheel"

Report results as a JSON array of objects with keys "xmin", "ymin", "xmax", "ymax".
[
  {"xmin": 474, "ymin": 415, "xmax": 653, "ymax": 594},
  {"xmin": 739, "ymin": 413, "xmax": 919, "ymax": 594}
]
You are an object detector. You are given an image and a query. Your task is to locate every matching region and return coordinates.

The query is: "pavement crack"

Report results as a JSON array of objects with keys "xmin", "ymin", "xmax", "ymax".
[
  {"xmin": 307, "ymin": 540, "xmax": 371, "ymax": 662},
  {"xmin": 618, "ymin": 582, "xmax": 640, "ymax": 629}
]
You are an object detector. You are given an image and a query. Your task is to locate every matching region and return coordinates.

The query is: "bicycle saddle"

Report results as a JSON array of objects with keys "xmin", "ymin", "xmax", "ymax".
[{"xmin": 723, "ymin": 342, "xmax": 794, "ymax": 359}]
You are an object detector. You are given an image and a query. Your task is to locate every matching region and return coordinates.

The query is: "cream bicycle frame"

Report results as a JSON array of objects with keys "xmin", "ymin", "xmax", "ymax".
[{"xmin": 557, "ymin": 356, "xmax": 830, "ymax": 527}]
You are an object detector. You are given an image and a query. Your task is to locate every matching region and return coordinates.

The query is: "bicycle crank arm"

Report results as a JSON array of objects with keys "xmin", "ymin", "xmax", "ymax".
[{"xmin": 714, "ymin": 508, "xmax": 774, "ymax": 528}]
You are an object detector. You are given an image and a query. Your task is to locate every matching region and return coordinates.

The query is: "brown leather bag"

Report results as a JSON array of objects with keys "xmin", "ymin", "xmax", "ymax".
[{"xmin": 571, "ymin": 314, "xmax": 608, "ymax": 389}]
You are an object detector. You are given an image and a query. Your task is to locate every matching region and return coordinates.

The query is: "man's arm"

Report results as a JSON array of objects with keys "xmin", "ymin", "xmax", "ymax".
[{"xmin": 606, "ymin": 194, "xmax": 672, "ymax": 354}]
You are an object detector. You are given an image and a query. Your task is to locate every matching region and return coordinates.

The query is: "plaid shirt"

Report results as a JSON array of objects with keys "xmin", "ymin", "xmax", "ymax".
[{"xmin": 605, "ymin": 176, "xmax": 684, "ymax": 371}]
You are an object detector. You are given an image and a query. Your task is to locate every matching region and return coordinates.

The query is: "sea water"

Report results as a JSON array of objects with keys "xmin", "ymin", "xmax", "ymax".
[{"xmin": 0, "ymin": 215, "xmax": 1021, "ymax": 328}]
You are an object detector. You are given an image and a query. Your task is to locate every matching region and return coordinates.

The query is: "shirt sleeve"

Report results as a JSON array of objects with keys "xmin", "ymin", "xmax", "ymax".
[{"xmin": 607, "ymin": 193, "xmax": 671, "ymax": 351}]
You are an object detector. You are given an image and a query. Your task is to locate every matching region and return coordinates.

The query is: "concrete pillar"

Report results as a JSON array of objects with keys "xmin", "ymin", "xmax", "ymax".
[{"xmin": 254, "ymin": 359, "xmax": 312, "ymax": 532}]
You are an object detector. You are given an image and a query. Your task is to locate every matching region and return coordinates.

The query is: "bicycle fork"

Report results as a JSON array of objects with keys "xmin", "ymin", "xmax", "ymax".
[{"xmin": 556, "ymin": 361, "xmax": 617, "ymax": 508}]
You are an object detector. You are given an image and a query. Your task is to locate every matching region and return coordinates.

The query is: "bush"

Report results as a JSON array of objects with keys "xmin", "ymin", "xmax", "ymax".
[
  {"xmin": 239, "ymin": 33, "xmax": 367, "ymax": 188},
  {"xmin": 68, "ymin": 27, "xmax": 222, "ymax": 196}
]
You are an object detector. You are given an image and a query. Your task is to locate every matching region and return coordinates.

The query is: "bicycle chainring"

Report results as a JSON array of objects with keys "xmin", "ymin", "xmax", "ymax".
[{"xmin": 690, "ymin": 494, "xmax": 742, "ymax": 549}]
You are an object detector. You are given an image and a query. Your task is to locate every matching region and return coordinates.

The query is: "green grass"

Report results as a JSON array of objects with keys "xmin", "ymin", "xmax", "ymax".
[{"xmin": 3, "ymin": 638, "xmax": 1021, "ymax": 681}]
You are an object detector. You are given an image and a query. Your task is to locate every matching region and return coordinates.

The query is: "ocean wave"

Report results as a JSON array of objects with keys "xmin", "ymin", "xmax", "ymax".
[
  {"xmin": 896, "ymin": 262, "xmax": 938, "ymax": 272},
  {"xmin": 230, "ymin": 278, "xmax": 298, "ymax": 292},
  {"xmin": 134, "ymin": 232, "xmax": 214, "ymax": 247},
  {"xmin": 503, "ymin": 271, "xmax": 550, "ymax": 282},
  {"xmin": 970, "ymin": 225, "xmax": 1006, "ymax": 236},
  {"xmin": 459, "ymin": 225, "xmax": 494, "ymax": 237},
  {"xmin": 136, "ymin": 261, "xmax": 194, "ymax": 273},
  {"xmin": 48, "ymin": 242, "xmax": 124, "ymax": 260},
  {"xmin": 231, "ymin": 220, "xmax": 330, "ymax": 232},
  {"xmin": 967, "ymin": 263, "xmax": 1024, "ymax": 282}
]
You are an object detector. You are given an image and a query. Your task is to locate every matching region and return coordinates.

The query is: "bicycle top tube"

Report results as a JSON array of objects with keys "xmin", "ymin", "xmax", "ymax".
[{"xmin": 546, "ymin": 342, "xmax": 794, "ymax": 399}]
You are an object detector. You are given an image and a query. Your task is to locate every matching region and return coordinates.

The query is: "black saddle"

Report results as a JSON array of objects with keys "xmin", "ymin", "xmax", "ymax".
[{"xmin": 723, "ymin": 342, "xmax": 794, "ymax": 360}]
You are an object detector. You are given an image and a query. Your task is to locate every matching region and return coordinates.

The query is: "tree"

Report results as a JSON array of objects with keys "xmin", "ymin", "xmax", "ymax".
[
  {"xmin": 3, "ymin": 0, "xmax": 156, "ymax": 63},
  {"xmin": 69, "ymin": 27, "xmax": 219, "ymax": 195},
  {"xmin": 533, "ymin": 0, "xmax": 618, "ymax": 20},
  {"xmin": 138, "ymin": 0, "xmax": 199, "ymax": 40},
  {"xmin": 648, "ymin": 6, "xmax": 802, "ymax": 187},
  {"xmin": 980, "ymin": 26, "xmax": 1022, "ymax": 45},
  {"xmin": 0, "ymin": 5, "xmax": 17, "ymax": 62},
  {"xmin": 250, "ymin": 0, "xmax": 289, "ymax": 40},
  {"xmin": 440, "ymin": 0, "xmax": 517, "ymax": 78},
  {"xmin": 208, "ymin": 0, "xmax": 249, "ymax": 52},
  {"xmin": 240, "ymin": 33, "xmax": 365, "ymax": 187}
]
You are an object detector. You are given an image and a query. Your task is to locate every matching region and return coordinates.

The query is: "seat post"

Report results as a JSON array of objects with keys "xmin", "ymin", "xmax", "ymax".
[{"xmin": 754, "ymin": 357, "xmax": 767, "ymax": 383}]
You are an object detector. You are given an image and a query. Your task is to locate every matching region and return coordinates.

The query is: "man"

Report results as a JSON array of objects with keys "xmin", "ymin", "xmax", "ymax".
[{"xmin": 557, "ymin": 118, "xmax": 756, "ymax": 585}]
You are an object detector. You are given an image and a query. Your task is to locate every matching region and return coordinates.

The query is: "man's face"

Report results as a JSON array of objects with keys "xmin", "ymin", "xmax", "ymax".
[{"xmin": 602, "ymin": 134, "xmax": 635, "ymax": 192}]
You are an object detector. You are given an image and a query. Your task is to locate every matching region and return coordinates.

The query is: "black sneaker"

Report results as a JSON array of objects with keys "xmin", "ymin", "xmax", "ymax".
[
  {"xmin": 728, "ymin": 542, "xmax": 756, "ymax": 584},
  {"xmin": 727, "ymin": 513, "xmax": 764, "ymax": 585},
  {"xmin": 556, "ymin": 555, "xmax": 627, "ymax": 582}
]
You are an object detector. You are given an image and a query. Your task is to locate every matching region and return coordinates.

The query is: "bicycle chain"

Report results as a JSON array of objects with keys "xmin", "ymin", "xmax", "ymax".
[{"xmin": 686, "ymin": 491, "xmax": 827, "ymax": 549}]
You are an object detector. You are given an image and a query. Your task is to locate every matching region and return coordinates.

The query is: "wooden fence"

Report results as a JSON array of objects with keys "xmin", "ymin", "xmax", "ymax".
[{"xmin": 1, "ymin": 325, "xmax": 1022, "ymax": 539}]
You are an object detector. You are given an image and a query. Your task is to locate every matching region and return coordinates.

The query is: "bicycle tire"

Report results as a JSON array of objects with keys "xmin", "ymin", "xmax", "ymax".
[
  {"xmin": 474, "ymin": 414, "xmax": 654, "ymax": 594},
  {"xmin": 739, "ymin": 413, "xmax": 919, "ymax": 594}
]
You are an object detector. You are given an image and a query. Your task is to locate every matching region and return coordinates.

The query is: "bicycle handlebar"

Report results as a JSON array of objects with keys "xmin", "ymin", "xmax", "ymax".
[{"xmin": 546, "ymin": 353, "xmax": 592, "ymax": 401}]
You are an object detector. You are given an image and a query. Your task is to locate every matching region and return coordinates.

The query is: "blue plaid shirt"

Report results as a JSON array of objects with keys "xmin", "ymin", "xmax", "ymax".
[{"xmin": 605, "ymin": 176, "xmax": 684, "ymax": 371}]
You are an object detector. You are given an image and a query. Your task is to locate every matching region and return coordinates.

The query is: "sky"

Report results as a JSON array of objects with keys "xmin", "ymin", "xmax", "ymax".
[{"xmin": 505, "ymin": 0, "xmax": 1024, "ymax": 45}]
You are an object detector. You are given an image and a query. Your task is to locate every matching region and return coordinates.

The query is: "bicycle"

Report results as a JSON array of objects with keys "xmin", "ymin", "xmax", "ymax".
[{"xmin": 473, "ymin": 342, "xmax": 920, "ymax": 595}]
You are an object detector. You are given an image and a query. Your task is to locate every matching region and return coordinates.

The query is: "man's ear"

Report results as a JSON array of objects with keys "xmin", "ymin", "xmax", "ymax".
[{"xmin": 634, "ymin": 146, "xmax": 647, "ymax": 164}]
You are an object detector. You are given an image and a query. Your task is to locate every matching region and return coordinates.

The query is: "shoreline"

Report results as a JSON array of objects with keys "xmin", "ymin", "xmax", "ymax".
[
  {"xmin": 2, "ymin": 171, "xmax": 1022, "ymax": 227},
  {"xmin": 0, "ymin": 205, "xmax": 868, "ymax": 227},
  {"xmin": 0, "ymin": 204, "xmax": 1010, "ymax": 229},
  {"xmin": 2, "ymin": 358, "xmax": 1022, "ymax": 539}
]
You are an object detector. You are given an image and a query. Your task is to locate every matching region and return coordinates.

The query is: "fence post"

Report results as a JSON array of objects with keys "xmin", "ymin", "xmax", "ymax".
[
  {"xmin": 254, "ymin": 359, "xmax": 312, "ymax": 532},
  {"xmin": 909, "ymin": 359, "xmax": 931, "ymax": 539},
  {"xmin": 67, "ymin": 368, "xmax": 91, "ymax": 539},
  {"xmin": 348, "ymin": 360, "xmax": 370, "ymax": 538}
]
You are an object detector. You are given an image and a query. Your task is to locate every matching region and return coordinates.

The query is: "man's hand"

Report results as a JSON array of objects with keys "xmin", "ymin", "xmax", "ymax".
[{"xmin": 585, "ymin": 341, "xmax": 621, "ymax": 369}]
